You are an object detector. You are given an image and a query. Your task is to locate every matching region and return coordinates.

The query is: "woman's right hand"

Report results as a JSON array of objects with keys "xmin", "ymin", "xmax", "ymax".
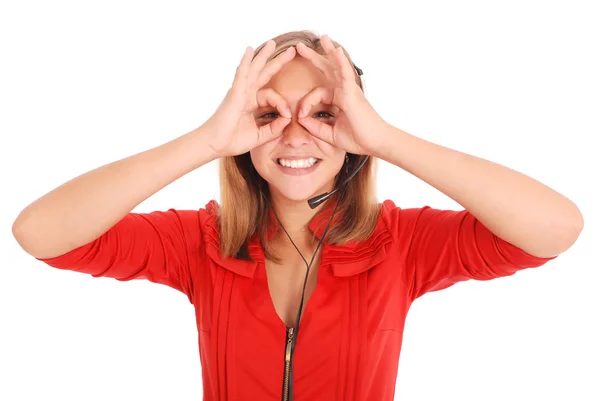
[{"xmin": 203, "ymin": 40, "xmax": 297, "ymax": 158}]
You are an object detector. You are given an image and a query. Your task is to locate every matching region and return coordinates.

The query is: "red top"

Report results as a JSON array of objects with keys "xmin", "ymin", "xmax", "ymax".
[{"xmin": 37, "ymin": 199, "xmax": 555, "ymax": 401}]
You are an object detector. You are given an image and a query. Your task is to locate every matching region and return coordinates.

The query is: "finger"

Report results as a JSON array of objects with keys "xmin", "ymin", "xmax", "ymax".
[
  {"xmin": 319, "ymin": 35, "xmax": 343, "ymax": 83},
  {"xmin": 232, "ymin": 46, "xmax": 254, "ymax": 87},
  {"xmin": 257, "ymin": 116, "xmax": 290, "ymax": 145},
  {"xmin": 255, "ymin": 46, "xmax": 296, "ymax": 89},
  {"xmin": 297, "ymin": 87, "xmax": 334, "ymax": 118},
  {"xmin": 248, "ymin": 40, "xmax": 276, "ymax": 83},
  {"xmin": 256, "ymin": 88, "xmax": 292, "ymax": 118},
  {"xmin": 298, "ymin": 116, "xmax": 334, "ymax": 145},
  {"xmin": 295, "ymin": 42, "xmax": 336, "ymax": 82},
  {"xmin": 320, "ymin": 34, "xmax": 336, "ymax": 55},
  {"xmin": 334, "ymin": 46, "xmax": 357, "ymax": 86}
]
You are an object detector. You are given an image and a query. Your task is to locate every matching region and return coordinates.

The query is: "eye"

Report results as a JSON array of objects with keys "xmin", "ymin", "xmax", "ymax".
[
  {"xmin": 314, "ymin": 111, "xmax": 335, "ymax": 119},
  {"xmin": 259, "ymin": 112, "xmax": 279, "ymax": 119},
  {"xmin": 259, "ymin": 111, "xmax": 335, "ymax": 119}
]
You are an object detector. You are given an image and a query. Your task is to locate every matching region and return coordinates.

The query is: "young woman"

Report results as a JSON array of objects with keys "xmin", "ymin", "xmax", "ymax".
[{"xmin": 12, "ymin": 30, "xmax": 583, "ymax": 401}]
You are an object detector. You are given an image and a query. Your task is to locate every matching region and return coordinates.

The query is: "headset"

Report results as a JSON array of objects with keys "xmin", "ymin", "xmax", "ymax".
[
  {"xmin": 260, "ymin": 63, "xmax": 368, "ymax": 401},
  {"xmin": 308, "ymin": 64, "xmax": 368, "ymax": 209}
]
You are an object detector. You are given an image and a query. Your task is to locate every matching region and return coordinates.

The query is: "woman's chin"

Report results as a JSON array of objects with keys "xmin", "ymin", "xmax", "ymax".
[{"xmin": 271, "ymin": 185, "xmax": 324, "ymax": 204}]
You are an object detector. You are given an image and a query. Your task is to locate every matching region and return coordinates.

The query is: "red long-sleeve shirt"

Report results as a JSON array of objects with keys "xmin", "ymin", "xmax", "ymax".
[{"xmin": 37, "ymin": 199, "xmax": 555, "ymax": 400}]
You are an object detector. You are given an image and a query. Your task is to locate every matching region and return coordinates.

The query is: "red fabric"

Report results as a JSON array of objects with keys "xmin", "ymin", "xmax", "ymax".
[{"xmin": 37, "ymin": 200, "xmax": 556, "ymax": 401}]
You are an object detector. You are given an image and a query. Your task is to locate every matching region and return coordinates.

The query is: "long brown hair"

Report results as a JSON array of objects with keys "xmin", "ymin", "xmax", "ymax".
[{"xmin": 216, "ymin": 30, "xmax": 380, "ymax": 263}]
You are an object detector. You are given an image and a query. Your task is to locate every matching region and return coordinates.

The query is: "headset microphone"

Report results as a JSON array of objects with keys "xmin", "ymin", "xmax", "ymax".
[{"xmin": 307, "ymin": 154, "xmax": 369, "ymax": 209}]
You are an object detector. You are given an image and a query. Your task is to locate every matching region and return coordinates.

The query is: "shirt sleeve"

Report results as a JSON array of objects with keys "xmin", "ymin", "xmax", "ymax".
[
  {"xmin": 384, "ymin": 201, "xmax": 558, "ymax": 301},
  {"xmin": 35, "ymin": 208, "xmax": 205, "ymax": 303}
]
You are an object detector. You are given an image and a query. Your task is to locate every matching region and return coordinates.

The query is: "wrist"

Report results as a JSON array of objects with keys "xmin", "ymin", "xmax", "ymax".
[
  {"xmin": 369, "ymin": 121, "xmax": 396, "ymax": 160},
  {"xmin": 185, "ymin": 124, "xmax": 221, "ymax": 163},
  {"xmin": 193, "ymin": 123, "xmax": 223, "ymax": 160}
]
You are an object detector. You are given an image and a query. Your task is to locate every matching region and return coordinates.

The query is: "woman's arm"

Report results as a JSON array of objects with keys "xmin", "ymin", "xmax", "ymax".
[
  {"xmin": 12, "ymin": 125, "xmax": 218, "ymax": 259},
  {"xmin": 374, "ymin": 124, "xmax": 584, "ymax": 258}
]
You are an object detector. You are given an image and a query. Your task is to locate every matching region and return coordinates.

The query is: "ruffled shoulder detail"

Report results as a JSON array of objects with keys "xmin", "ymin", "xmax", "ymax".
[
  {"xmin": 198, "ymin": 200, "xmax": 397, "ymax": 278},
  {"xmin": 199, "ymin": 200, "xmax": 258, "ymax": 278},
  {"xmin": 322, "ymin": 200, "xmax": 395, "ymax": 277}
]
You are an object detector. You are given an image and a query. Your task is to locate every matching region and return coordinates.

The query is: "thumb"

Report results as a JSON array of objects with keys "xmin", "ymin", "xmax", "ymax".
[
  {"xmin": 298, "ymin": 117, "xmax": 334, "ymax": 145},
  {"xmin": 256, "ymin": 117, "xmax": 291, "ymax": 146}
]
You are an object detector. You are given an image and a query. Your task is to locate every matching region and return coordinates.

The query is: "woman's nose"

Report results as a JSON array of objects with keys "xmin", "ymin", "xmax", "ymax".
[{"xmin": 282, "ymin": 119, "xmax": 312, "ymax": 147}]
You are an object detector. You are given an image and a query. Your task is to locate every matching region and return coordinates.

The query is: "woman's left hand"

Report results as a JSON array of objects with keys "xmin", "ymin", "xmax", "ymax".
[{"xmin": 295, "ymin": 34, "xmax": 389, "ymax": 156}]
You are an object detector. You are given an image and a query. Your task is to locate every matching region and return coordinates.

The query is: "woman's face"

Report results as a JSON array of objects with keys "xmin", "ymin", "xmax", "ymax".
[{"xmin": 250, "ymin": 56, "xmax": 346, "ymax": 203}]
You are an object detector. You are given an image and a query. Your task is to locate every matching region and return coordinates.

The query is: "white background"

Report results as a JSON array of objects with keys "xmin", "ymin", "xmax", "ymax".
[{"xmin": 1, "ymin": 0, "xmax": 598, "ymax": 400}]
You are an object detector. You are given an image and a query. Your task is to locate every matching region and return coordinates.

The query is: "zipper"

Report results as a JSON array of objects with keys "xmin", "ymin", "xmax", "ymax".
[{"xmin": 282, "ymin": 326, "xmax": 295, "ymax": 401}]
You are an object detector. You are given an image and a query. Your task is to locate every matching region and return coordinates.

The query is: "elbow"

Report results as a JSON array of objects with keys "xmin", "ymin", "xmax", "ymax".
[
  {"xmin": 531, "ymin": 206, "xmax": 584, "ymax": 258},
  {"xmin": 12, "ymin": 212, "xmax": 49, "ymax": 258},
  {"xmin": 563, "ymin": 205, "xmax": 584, "ymax": 250},
  {"xmin": 12, "ymin": 212, "xmax": 29, "ymax": 245},
  {"xmin": 12, "ymin": 207, "xmax": 34, "ymax": 240},
  {"xmin": 12, "ymin": 215, "xmax": 34, "ymax": 254}
]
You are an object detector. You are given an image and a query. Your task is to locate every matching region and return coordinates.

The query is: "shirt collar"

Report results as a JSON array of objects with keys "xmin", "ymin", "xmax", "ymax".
[
  {"xmin": 203, "ymin": 200, "xmax": 393, "ymax": 279},
  {"xmin": 264, "ymin": 199, "xmax": 342, "ymax": 241}
]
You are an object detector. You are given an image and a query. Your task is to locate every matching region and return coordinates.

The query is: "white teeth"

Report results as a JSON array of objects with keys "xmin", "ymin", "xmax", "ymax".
[{"xmin": 277, "ymin": 157, "xmax": 318, "ymax": 168}]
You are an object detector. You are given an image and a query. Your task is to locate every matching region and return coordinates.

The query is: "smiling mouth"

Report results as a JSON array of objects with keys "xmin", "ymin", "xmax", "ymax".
[{"xmin": 275, "ymin": 158, "xmax": 321, "ymax": 169}]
